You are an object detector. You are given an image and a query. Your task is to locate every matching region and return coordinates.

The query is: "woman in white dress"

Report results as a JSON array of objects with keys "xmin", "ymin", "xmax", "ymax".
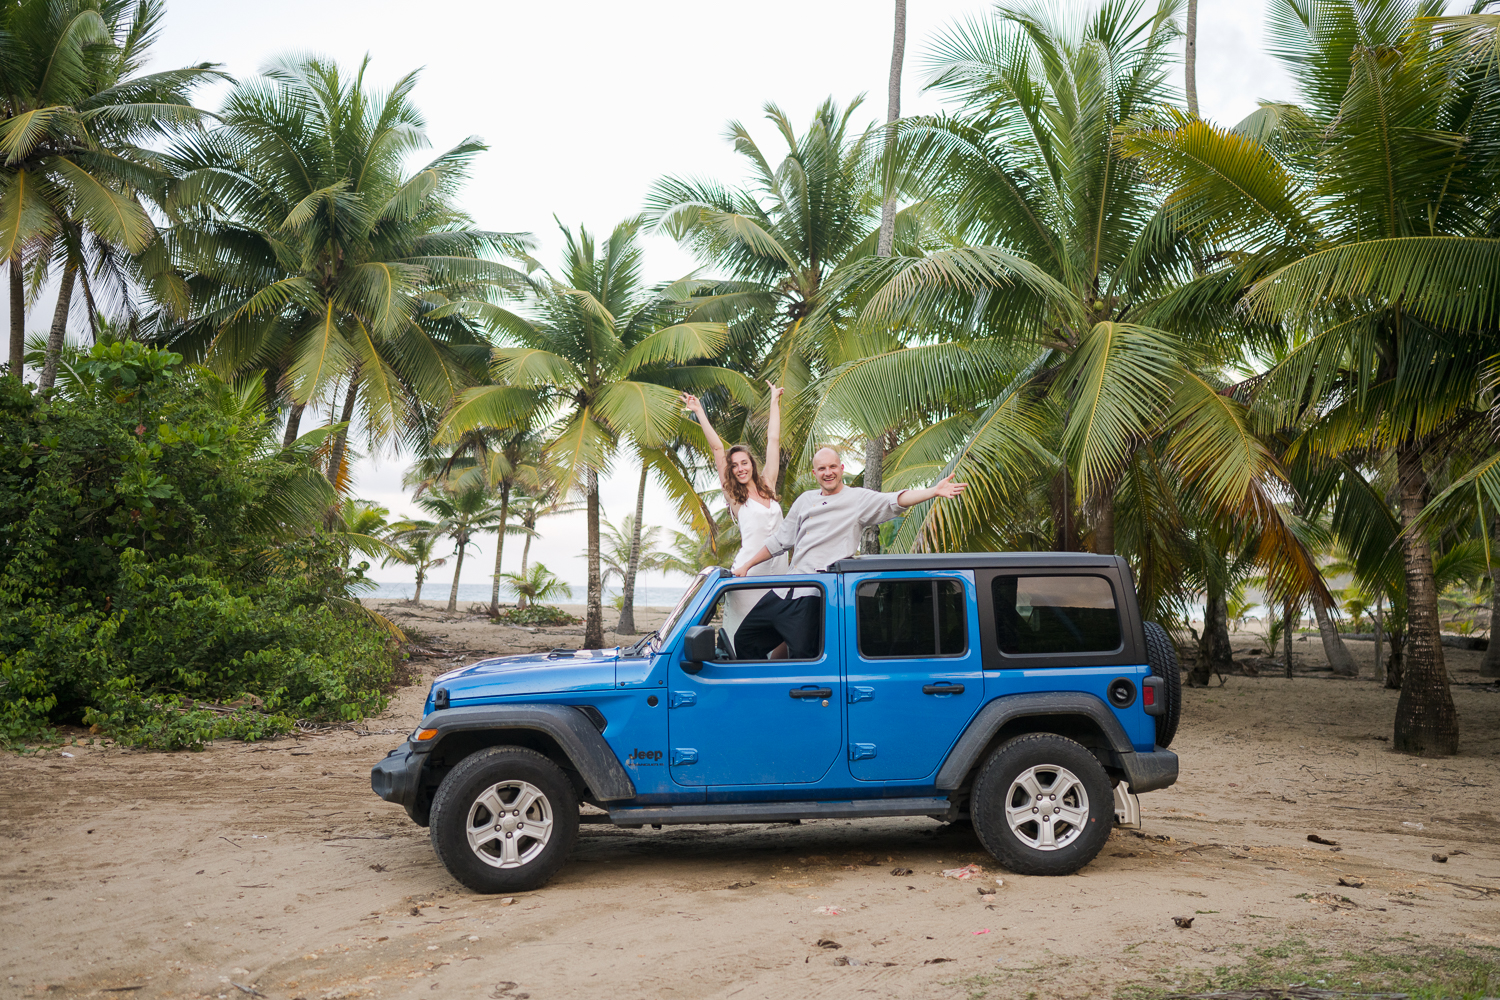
[{"xmin": 681, "ymin": 383, "xmax": 789, "ymax": 654}]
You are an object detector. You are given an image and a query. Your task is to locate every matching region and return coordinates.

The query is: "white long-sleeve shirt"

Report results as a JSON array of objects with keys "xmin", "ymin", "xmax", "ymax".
[{"xmin": 764, "ymin": 487, "xmax": 904, "ymax": 581}]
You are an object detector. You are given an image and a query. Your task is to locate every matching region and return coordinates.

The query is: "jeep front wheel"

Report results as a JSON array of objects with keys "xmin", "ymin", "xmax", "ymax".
[
  {"xmin": 429, "ymin": 746, "xmax": 580, "ymax": 893},
  {"xmin": 970, "ymin": 734, "xmax": 1112, "ymax": 876}
]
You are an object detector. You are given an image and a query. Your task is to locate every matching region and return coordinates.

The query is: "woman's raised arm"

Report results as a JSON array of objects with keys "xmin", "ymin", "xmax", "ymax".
[
  {"xmin": 763, "ymin": 381, "xmax": 784, "ymax": 493},
  {"xmin": 682, "ymin": 393, "xmax": 732, "ymax": 495}
]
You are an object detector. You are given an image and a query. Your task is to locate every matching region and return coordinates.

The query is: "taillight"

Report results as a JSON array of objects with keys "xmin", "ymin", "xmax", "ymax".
[{"xmin": 1143, "ymin": 686, "xmax": 1155, "ymax": 706}]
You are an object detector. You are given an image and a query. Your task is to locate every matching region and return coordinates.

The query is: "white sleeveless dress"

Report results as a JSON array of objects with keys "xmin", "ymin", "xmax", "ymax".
[{"xmin": 723, "ymin": 498, "xmax": 790, "ymax": 651}]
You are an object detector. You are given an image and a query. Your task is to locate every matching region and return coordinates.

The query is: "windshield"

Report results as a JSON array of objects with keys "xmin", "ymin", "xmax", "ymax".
[{"xmin": 648, "ymin": 567, "xmax": 720, "ymax": 653}]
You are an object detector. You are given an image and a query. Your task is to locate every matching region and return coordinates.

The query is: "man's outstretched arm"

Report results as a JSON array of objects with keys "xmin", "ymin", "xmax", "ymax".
[{"xmin": 896, "ymin": 474, "xmax": 968, "ymax": 509}]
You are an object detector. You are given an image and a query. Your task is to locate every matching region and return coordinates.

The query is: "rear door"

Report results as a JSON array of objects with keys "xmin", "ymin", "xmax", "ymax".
[{"xmin": 844, "ymin": 571, "xmax": 982, "ymax": 780}]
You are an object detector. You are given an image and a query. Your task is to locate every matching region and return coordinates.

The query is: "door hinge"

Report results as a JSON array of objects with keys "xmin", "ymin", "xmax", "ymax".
[
  {"xmin": 848, "ymin": 743, "xmax": 877, "ymax": 761},
  {"xmin": 670, "ymin": 748, "xmax": 698, "ymax": 766},
  {"xmin": 848, "ymin": 686, "xmax": 875, "ymax": 704},
  {"xmin": 668, "ymin": 690, "xmax": 697, "ymax": 709}
]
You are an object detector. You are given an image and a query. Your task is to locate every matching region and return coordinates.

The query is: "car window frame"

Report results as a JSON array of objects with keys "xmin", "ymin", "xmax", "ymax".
[
  {"xmin": 975, "ymin": 568, "xmax": 1138, "ymax": 669},
  {"xmin": 854, "ymin": 576, "xmax": 970, "ymax": 661},
  {"xmin": 696, "ymin": 579, "xmax": 829, "ymax": 663}
]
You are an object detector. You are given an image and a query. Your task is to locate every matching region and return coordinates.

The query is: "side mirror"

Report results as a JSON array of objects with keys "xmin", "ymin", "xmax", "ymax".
[{"xmin": 680, "ymin": 625, "xmax": 717, "ymax": 674}]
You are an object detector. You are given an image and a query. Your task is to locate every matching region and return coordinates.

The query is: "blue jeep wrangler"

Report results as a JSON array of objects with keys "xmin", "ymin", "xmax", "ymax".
[{"xmin": 371, "ymin": 553, "xmax": 1181, "ymax": 893}]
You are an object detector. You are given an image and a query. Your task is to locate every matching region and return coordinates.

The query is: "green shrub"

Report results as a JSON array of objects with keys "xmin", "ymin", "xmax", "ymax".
[
  {"xmin": 0, "ymin": 346, "xmax": 398, "ymax": 750},
  {"xmin": 493, "ymin": 605, "xmax": 581, "ymax": 626}
]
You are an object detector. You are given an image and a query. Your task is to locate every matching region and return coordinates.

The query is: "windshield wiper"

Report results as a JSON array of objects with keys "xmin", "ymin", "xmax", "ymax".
[{"xmin": 624, "ymin": 630, "xmax": 660, "ymax": 657}]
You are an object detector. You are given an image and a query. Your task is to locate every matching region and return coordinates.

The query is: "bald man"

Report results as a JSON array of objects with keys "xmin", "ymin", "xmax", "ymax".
[{"xmin": 729, "ymin": 446, "xmax": 967, "ymax": 660}]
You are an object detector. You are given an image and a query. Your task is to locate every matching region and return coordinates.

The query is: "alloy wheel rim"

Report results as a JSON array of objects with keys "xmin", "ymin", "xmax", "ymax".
[
  {"xmin": 465, "ymin": 779, "xmax": 554, "ymax": 868},
  {"xmin": 1004, "ymin": 764, "xmax": 1089, "ymax": 851}
]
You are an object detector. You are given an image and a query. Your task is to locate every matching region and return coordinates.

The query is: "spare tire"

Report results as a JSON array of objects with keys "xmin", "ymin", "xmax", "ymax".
[{"xmin": 1142, "ymin": 621, "xmax": 1182, "ymax": 748}]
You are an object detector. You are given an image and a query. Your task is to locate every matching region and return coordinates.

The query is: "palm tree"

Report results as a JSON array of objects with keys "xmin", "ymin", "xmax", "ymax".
[
  {"xmin": 646, "ymin": 98, "xmax": 926, "ymax": 467},
  {"xmin": 1121, "ymin": 1, "xmax": 1500, "ymax": 754},
  {"xmin": 166, "ymin": 54, "xmax": 530, "ymax": 485},
  {"xmin": 436, "ymin": 217, "xmax": 735, "ymax": 647},
  {"xmin": 599, "ymin": 513, "xmax": 668, "ymax": 600},
  {"xmin": 0, "ymin": 0, "xmax": 223, "ymax": 385},
  {"xmin": 413, "ymin": 481, "xmax": 505, "ymax": 613},
  {"xmin": 501, "ymin": 562, "xmax": 572, "ymax": 606},
  {"xmin": 803, "ymin": 0, "xmax": 1324, "ymax": 631},
  {"xmin": 385, "ymin": 518, "xmax": 446, "ymax": 604}
]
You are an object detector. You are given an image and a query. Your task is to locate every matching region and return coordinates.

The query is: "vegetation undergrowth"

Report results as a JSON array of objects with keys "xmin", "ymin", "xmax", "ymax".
[
  {"xmin": 492, "ymin": 605, "xmax": 581, "ymax": 627},
  {"xmin": 1099, "ymin": 937, "xmax": 1499, "ymax": 1000},
  {"xmin": 0, "ymin": 344, "xmax": 400, "ymax": 751}
]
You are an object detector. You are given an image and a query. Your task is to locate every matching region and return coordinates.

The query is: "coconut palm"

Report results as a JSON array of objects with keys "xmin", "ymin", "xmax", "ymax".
[
  {"xmin": 645, "ymin": 97, "xmax": 931, "ymax": 468},
  {"xmin": 802, "ymin": 0, "xmax": 1324, "ymax": 633},
  {"xmin": 164, "ymin": 54, "xmax": 530, "ymax": 486},
  {"xmin": 412, "ymin": 481, "xmax": 505, "ymax": 613},
  {"xmin": 501, "ymin": 563, "xmax": 571, "ymax": 606},
  {"xmin": 384, "ymin": 518, "xmax": 446, "ymax": 604},
  {"xmin": 0, "ymin": 0, "xmax": 223, "ymax": 385},
  {"xmin": 1121, "ymin": 0, "xmax": 1500, "ymax": 754},
  {"xmin": 599, "ymin": 513, "xmax": 668, "ymax": 590},
  {"xmin": 436, "ymin": 217, "xmax": 738, "ymax": 647}
]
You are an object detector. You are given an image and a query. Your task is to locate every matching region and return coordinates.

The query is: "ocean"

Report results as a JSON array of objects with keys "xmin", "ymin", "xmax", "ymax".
[{"xmin": 363, "ymin": 580, "xmax": 690, "ymax": 608}]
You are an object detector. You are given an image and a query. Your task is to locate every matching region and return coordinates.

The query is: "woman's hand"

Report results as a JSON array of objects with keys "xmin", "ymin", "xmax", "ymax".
[
  {"xmin": 765, "ymin": 381, "xmax": 784, "ymax": 402},
  {"xmin": 681, "ymin": 392, "xmax": 704, "ymax": 415}
]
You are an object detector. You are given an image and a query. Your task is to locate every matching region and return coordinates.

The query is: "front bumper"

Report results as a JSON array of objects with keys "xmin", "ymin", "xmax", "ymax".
[{"xmin": 371, "ymin": 742, "xmax": 429, "ymax": 823}]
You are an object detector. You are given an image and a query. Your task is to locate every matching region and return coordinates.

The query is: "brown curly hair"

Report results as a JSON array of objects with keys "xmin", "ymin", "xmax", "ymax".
[{"xmin": 724, "ymin": 444, "xmax": 779, "ymax": 506}]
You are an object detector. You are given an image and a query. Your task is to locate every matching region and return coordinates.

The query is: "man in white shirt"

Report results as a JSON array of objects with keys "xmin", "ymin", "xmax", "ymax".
[{"xmin": 730, "ymin": 447, "xmax": 966, "ymax": 659}]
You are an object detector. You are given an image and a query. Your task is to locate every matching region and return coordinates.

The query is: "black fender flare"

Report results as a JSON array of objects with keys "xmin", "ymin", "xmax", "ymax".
[
  {"xmin": 935, "ymin": 692, "xmax": 1178, "ymax": 794},
  {"xmin": 418, "ymin": 704, "xmax": 637, "ymax": 801}
]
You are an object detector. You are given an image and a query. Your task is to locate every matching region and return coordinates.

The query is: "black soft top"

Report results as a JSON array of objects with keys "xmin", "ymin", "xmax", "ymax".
[{"xmin": 828, "ymin": 552, "xmax": 1128, "ymax": 573}]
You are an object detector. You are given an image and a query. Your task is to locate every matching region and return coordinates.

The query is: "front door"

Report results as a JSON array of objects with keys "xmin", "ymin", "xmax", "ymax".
[
  {"xmin": 667, "ymin": 576, "xmax": 844, "ymax": 786},
  {"xmin": 845, "ymin": 572, "xmax": 983, "ymax": 781}
]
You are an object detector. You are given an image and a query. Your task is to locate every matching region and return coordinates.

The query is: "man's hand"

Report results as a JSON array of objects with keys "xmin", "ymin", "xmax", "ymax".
[
  {"xmin": 733, "ymin": 564, "xmax": 750, "ymax": 577},
  {"xmin": 933, "ymin": 474, "xmax": 967, "ymax": 499}
]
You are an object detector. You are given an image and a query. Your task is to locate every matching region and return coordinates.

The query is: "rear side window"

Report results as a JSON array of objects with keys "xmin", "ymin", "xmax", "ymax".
[
  {"xmin": 992, "ymin": 575, "xmax": 1120, "ymax": 655},
  {"xmin": 857, "ymin": 579, "xmax": 967, "ymax": 658}
]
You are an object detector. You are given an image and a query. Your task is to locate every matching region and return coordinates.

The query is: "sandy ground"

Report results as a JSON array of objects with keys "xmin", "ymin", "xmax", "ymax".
[{"xmin": 3, "ymin": 600, "xmax": 1498, "ymax": 1000}]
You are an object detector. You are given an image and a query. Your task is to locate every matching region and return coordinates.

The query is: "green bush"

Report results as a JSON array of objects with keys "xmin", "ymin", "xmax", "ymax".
[
  {"xmin": 493, "ymin": 605, "xmax": 581, "ymax": 627},
  {"xmin": 0, "ymin": 345, "xmax": 398, "ymax": 750}
]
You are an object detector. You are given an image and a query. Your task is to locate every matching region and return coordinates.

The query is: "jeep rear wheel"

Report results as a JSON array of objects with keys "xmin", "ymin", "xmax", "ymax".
[
  {"xmin": 429, "ymin": 746, "xmax": 579, "ymax": 893},
  {"xmin": 970, "ymin": 734, "xmax": 1112, "ymax": 876}
]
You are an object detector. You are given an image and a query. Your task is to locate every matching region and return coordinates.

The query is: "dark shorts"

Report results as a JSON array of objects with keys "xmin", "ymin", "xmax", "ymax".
[{"xmin": 733, "ymin": 592, "xmax": 822, "ymax": 660}]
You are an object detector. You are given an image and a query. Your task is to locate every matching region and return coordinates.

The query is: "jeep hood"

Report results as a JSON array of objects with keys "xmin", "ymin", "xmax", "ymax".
[{"xmin": 427, "ymin": 648, "xmax": 620, "ymax": 710}]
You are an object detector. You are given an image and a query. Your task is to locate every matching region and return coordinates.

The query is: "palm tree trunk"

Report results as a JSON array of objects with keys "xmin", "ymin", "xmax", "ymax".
[
  {"xmin": 584, "ymin": 469, "xmax": 604, "ymax": 648},
  {"xmin": 1374, "ymin": 595, "xmax": 1384, "ymax": 683},
  {"xmin": 446, "ymin": 538, "xmax": 466, "ymax": 614},
  {"xmin": 1283, "ymin": 598, "xmax": 1295, "ymax": 678},
  {"xmin": 1482, "ymin": 517, "xmax": 1500, "ymax": 678},
  {"xmin": 282, "ymin": 402, "xmax": 307, "ymax": 448},
  {"xmin": 1192, "ymin": 581, "xmax": 1233, "ymax": 685},
  {"xmin": 9, "ymin": 253, "xmax": 23, "ymax": 379},
  {"xmin": 413, "ymin": 564, "xmax": 425, "ymax": 604},
  {"xmin": 517, "ymin": 517, "xmax": 534, "ymax": 609},
  {"xmin": 618, "ymin": 464, "xmax": 649, "ymax": 634},
  {"xmin": 489, "ymin": 485, "xmax": 511, "ymax": 617},
  {"xmin": 862, "ymin": 0, "xmax": 906, "ymax": 556},
  {"xmin": 1392, "ymin": 440, "xmax": 1459, "ymax": 754},
  {"xmin": 38, "ymin": 261, "xmax": 78, "ymax": 391},
  {"xmin": 1093, "ymin": 494, "xmax": 1116, "ymax": 556},
  {"xmin": 1184, "ymin": 0, "xmax": 1200, "ymax": 118},
  {"xmin": 326, "ymin": 370, "xmax": 360, "ymax": 487},
  {"xmin": 1313, "ymin": 593, "xmax": 1357, "ymax": 676}
]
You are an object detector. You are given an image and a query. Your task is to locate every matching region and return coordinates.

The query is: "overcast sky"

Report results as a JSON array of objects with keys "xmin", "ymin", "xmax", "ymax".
[{"xmin": 139, "ymin": 0, "xmax": 1296, "ymax": 592}]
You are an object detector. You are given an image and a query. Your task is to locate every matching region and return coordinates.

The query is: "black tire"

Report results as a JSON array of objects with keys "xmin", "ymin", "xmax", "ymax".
[
  {"xmin": 970, "ymin": 734, "xmax": 1113, "ymax": 876},
  {"xmin": 429, "ymin": 746, "xmax": 579, "ymax": 893},
  {"xmin": 1143, "ymin": 620, "xmax": 1182, "ymax": 748}
]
